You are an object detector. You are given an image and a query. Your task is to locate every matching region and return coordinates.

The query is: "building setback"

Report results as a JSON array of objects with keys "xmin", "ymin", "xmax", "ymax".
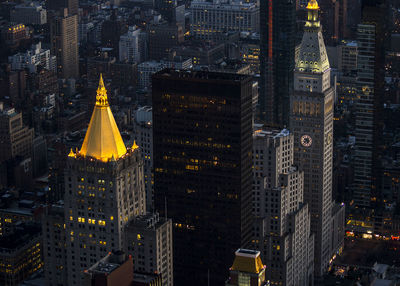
[
  {"xmin": 152, "ymin": 69, "xmax": 253, "ymax": 286},
  {"xmin": 251, "ymin": 128, "xmax": 314, "ymax": 285}
]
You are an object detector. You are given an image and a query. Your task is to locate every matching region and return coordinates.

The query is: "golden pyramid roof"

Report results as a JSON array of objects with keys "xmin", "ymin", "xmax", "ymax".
[
  {"xmin": 79, "ymin": 74, "xmax": 127, "ymax": 162},
  {"xmin": 231, "ymin": 249, "xmax": 264, "ymax": 274}
]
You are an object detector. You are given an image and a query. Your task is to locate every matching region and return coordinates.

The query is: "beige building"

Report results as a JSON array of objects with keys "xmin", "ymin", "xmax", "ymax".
[
  {"xmin": 289, "ymin": 0, "xmax": 344, "ymax": 278},
  {"xmin": 252, "ymin": 128, "xmax": 314, "ymax": 286},
  {"xmin": 0, "ymin": 104, "xmax": 33, "ymax": 163},
  {"xmin": 50, "ymin": 9, "xmax": 79, "ymax": 79}
]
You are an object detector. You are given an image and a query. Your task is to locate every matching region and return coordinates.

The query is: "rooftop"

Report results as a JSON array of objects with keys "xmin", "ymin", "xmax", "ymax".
[{"xmin": 230, "ymin": 248, "xmax": 265, "ymax": 274}]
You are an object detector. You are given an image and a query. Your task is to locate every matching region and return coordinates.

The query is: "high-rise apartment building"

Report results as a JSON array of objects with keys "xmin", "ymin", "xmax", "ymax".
[
  {"xmin": 189, "ymin": 0, "xmax": 259, "ymax": 41},
  {"xmin": 152, "ymin": 69, "xmax": 253, "ymax": 286},
  {"xmin": 259, "ymin": 0, "xmax": 296, "ymax": 127},
  {"xmin": 0, "ymin": 104, "xmax": 33, "ymax": 163},
  {"xmin": 353, "ymin": 0, "xmax": 386, "ymax": 208},
  {"xmin": 251, "ymin": 128, "xmax": 314, "ymax": 285},
  {"xmin": 47, "ymin": 0, "xmax": 78, "ymax": 16},
  {"xmin": 44, "ymin": 75, "xmax": 146, "ymax": 285},
  {"xmin": 50, "ymin": 9, "xmax": 79, "ymax": 79},
  {"xmin": 289, "ymin": 0, "xmax": 338, "ymax": 277},
  {"xmin": 125, "ymin": 213, "xmax": 173, "ymax": 286}
]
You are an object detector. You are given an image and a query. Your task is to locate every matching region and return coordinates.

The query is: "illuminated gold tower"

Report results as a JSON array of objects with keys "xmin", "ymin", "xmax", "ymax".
[{"xmin": 60, "ymin": 75, "xmax": 145, "ymax": 285}]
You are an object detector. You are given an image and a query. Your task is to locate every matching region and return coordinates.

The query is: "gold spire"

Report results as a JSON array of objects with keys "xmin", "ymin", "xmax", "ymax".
[
  {"xmin": 96, "ymin": 73, "xmax": 109, "ymax": 107},
  {"xmin": 306, "ymin": 0, "xmax": 319, "ymax": 10},
  {"xmin": 79, "ymin": 74, "xmax": 127, "ymax": 162},
  {"xmin": 68, "ymin": 148, "xmax": 75, "ymax": 157},
  {"xmin": 131, "ymin": 140, "xmax": 139, "ymax": 150}
]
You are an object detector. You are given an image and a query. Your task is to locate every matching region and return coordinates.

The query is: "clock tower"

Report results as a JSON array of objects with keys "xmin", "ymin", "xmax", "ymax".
[{"xmin": 289, "ymin": 0, "xmax": 334, "ymax": 278}]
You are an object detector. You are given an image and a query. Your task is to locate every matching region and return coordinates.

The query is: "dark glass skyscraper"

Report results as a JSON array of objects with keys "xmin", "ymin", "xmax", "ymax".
[
  {"xmin": 260, "ymin": 0, "xmax": 296, "ymax": 127},
  {"xmin": 353, "ymin": 0, "xmax": 387, "ymax": 207},
  {"xmin": 152, "ymin": 69, "xmax": 253, "ymax": 286}
]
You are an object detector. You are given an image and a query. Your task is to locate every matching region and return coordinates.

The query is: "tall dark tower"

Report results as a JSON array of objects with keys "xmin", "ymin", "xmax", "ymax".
[
  {"xmin": 353, "ymin": 0, "xmax": 387, "ymax": 208},
  {"xmin": 289, "ymin": 0, "xmax": 334, "ymax": 277},
  {"xmin": 47, "ymin": 0, "xmax": 78, "ymax": 15},
  {"xmin": 152, "ymin": 69, "xmax": 253, "ymax": 286},
  {"xmin": 260, "ymin": 0, "xmax": 296, "ymax": 127}
]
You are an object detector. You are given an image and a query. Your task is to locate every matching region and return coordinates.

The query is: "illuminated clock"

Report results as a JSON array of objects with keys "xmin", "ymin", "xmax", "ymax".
[{"xmin": 301, "ymin": 135, "xmax": 312, "ymax": 147}]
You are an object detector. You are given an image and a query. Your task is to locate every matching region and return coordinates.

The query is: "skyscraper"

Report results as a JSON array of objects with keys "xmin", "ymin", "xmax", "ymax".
[
  {"xmin": 44, "ymin": 75, "xmax": 146, "ymax": 285},
  {"xmin": 50, "ymin": 9, "xmax": 79, "ymax": 79},
  {"xmin": 260, "ymin": 0, "xmax": 296, "ymax": 127},
  {"xmin": 152, "ymin": 69, "xmax": 253, "ymax": 286},
  {"xmin": 251, "ymin": 128, "xmax": 314, "ymax": 285},
  {"xmin": 353, "ymin": 0, "xmax": 387, "ymax": 208},
  {"xmin": 289, "ymin": 0, "xmax": 335, "ymax": 277}
]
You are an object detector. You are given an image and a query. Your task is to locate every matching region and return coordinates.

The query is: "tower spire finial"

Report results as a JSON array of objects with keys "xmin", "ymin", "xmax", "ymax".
[
  {"xmin": 307, "ymin": 0, "xmax": 319, "ymax": 10},
  {"xmin": 96, "ymin": 73, "xmax": 109, "ymax": 107}
]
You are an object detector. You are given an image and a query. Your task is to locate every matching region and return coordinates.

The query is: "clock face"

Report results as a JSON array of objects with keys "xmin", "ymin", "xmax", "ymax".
[{"xmin": 301, "ymin": 135, "xmax": 312, "ymax": 147}]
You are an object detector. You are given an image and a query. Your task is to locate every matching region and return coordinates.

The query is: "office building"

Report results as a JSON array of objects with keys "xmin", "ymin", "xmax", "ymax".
[
  {"xmin": 10, "ymin": 3, "xmax": 47, "ymax": 25},
  {"xmin": 148, "ymin": 22, "xmax": 184, "ymax": 61},
  {"xmin": 133, "ymin": 106, "xmax": 153, "ymax": 211},
  {"xmin": 119, "ymin": 26, "xmax": 142, "ymax": 63},
  {"xmin": 225, "ymin": 249, "xmax": 268, "ymax": 286},
  {"xmin": 101, "ymin": 10, "xmax": 126, "ymax": 58},
  {"xmin": 251, "ymin": 128, "xmax": 314, "ymax": 285},
  {"xmin": 353, "ymin": 0, "xmax": 386, "ymax": 207},
  {"xmin": 259, "ymin": 0, "xmax": 296, "ymax": 127},
  {"xmin": 125, "ymin": 213, "xmax": 173, "ymax": 286},
  {"xmin": 0, "ymin": 223, "xmax": 42, "ymax": 286},
  {"xmin": 50, "ymin": 9, "xmax": 79, "ymax": 79},
  {"xmin": 44, "ymin": 75, "xmax": 146, "ymax": 285},
  {"xmin": 0, "ymin": 105, "xmax": 33, "ymax": 163},
  {"xmin": 42, "ymin": 203, "xmax": 67, "ymax": 286},
  {"xmin": 289, "ymin": 0, "xmax": 339, "ymax": 277},
  {"xmin": 152, "ymin": 69, "xmax": 253, "ymax": 286},
  {"xmin": 189, "ymin": 0, "xmax": 259, "ymax": 41},
  {"xmin": 2, "ymin": 24, "xmax": 28, "ymax": 48},
  {"xmin": 47, "ymin": 0, "xmax": 78, "ymax": 16},
  {"xmin": 338, "ymin": 41, "xmax": 357, "ymax": 75},
  {"xmin": 83, "ymin": 251, "xmax": 133, "ymax": 286},
  {"xmin": 8, "ymin": 42, "xmax": 56, "ymax": 73}
]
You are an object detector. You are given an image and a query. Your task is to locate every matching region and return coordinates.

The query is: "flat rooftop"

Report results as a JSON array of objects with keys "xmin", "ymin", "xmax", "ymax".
[{"xmin": 153, "ymin": 68, "xmax": 250, "ymax": 83}]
